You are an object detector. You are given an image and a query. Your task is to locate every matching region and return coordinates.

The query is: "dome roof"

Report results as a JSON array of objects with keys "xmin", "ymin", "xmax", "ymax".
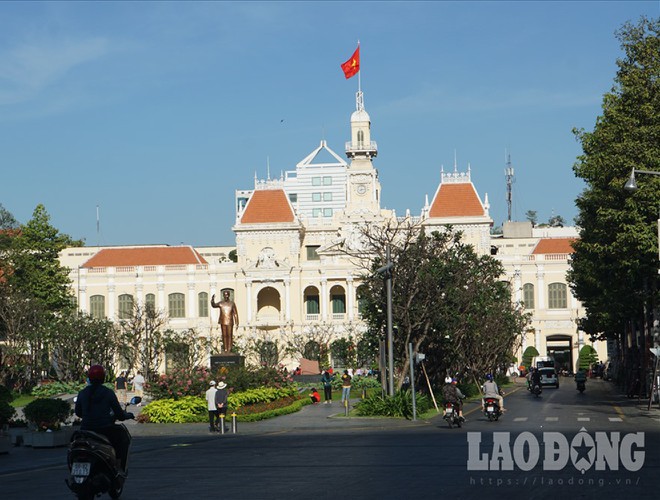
[{"xmin": 351, "ymin": 109, "xmax": 371, "ymax": 123}]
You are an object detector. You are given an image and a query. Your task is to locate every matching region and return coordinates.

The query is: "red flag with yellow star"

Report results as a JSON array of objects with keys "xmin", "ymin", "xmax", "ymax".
[{"xmin": 341, "ymin": 46, "xmax": 360, "ymax": 79}]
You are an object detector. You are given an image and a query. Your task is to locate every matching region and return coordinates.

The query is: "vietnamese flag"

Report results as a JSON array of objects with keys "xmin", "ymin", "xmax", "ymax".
[{"xmin": 341, "ymin": 45, "xmax": 360, "ymax": 79}]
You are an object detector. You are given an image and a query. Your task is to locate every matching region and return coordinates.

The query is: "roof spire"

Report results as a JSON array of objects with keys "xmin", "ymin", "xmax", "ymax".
[
  {"xmin": 453, "ymin": 150, "xmax": 458, "ymax": 172},
  {"xmin": 267, "ymin": 156, "xmax": 271, "ymax": 180}
]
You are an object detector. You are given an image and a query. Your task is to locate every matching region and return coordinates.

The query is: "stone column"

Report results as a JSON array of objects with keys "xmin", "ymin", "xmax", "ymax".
[
  {"xmin": 347, "ymin": 276, "xmax": 354, "ymax": 321},
  {"xmin": 320, "ymin": 278, "xmax": 328, "ymax": 321},
  {"xmin": 284, "ymin": 279, "xmax": 291, "ymax": 322},
  {"xmin": 536, "ymin": 264, "xmax": 546, "ymax": 311},
  {"xmin": 246, "ymin": 281, "xmax": 253, "ymax": 323}
]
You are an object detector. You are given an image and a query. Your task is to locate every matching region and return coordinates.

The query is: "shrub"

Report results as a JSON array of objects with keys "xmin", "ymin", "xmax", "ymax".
[
  {"xmin": 139, "ymin": 396, "xmax": 207, "ymax": 423},
  {"xmin": 351, "ymin": 375, "xmax": 382, "ymax": 390},
  {"xmin": 355, "ymin": 390, "xmax": 431, "ymax": 419},
  {"xmin": 139, "ymin": 386, "xmax": 303, "ymax": 423},
  {"xmin": 578, "ymin": 345, "xmax": 599, "ymax": 370},
  {"xmin": 521, "ymin": 346, "xmax": 540, "ymax": 372},
  {"xmin": 229, "ymin": 386, "xmax": 298, "ymax": 408},
  {"xmin": 0, "ymin": 402, "xmax": 15, "ymax": 426},
  {"xmin": 23, "ymin": 398, "xmax": 72, "ymax": 431},
  {"xmin": 0, "ymin": 385, "xmax": 13, "ymax": 405},
  {"xmin": 31, "ymin": 381, "xmax": 87, "ymax": 398},
  {"xmin": 146, "ymin": 367, "xmax": 213, "ymax": 400},
  {"xmin": 217, "ymin": 365, "xmax": 293, "ymax": 393}
]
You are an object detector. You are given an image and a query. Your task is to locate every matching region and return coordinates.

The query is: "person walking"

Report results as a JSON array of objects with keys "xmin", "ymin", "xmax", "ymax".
[
  {"xmin": 321, "ymin": 369, "xmax": 334, "ymax": 404},
  {"xmin": 341, "ymin": 370, "xmax": 352, "ymax": 404},
  {"xmin": 115, "ymin": 371, "xmax": 128, "ymax": 405},
  {"xmin": 205, "ymin": 381, "xmax": 219, "ymax": 432},
  {"xmin": 131, "ymin": 371, "xmax": 145, "ymax": 406}
]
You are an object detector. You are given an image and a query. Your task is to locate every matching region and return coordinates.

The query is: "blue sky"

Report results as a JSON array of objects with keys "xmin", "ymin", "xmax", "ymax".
[{"xmin": 2, "ymin": 1, "xmax": 658, "ymax": 246}]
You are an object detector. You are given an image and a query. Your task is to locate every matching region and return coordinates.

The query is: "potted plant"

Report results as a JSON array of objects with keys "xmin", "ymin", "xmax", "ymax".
[
  {"xmin": 0, "ymin": 386, "xmax": 16, "ymax": 453},
  {"xmin": 7, "ymin": 418, "xmax": 28, "ymax": 446},
  {"xmin": 23, "ymin": 398, "xmax": 72, "ymax": 448}
]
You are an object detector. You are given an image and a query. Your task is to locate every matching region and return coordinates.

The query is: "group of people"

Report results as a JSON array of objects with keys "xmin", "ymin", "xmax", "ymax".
[
  {"xmin": 204, "ymin": 380, "xmax": 229, "ymax": 433},
  {"xmin": 310, "ymin": 368, "xmax": 352, "ymax": 405},
  {"xmin": 114, "ymin": 370, "xmax": 146, "ymax": 406}
]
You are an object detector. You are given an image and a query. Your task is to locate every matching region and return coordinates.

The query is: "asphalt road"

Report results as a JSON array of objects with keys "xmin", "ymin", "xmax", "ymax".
[{"xmin": 2, "ymin": 378, "xmax": 659, "ymax": 499}]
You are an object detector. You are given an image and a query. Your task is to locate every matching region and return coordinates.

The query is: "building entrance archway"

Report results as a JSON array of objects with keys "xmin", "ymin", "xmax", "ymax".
[{"xmin": 546, "ymin": 335, "xmax": 572, "ymax": 373}]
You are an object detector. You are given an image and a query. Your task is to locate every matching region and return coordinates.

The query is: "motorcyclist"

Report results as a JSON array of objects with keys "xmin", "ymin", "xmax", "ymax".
[
  {"xmin": 481, "ymin": 374, "xmax": 505, "ymax": 412},
  {"xmin": 529, "ymin": 367, "xmax": 542, "ymax": 391},
  {"xmin": 574, "ymin": 368, "xmax": 587, "ymax": 387},
  {"xmin": 74, "ymin": 365, "xmax": 134, "ymax": 472},
  {"xmin": 442, "ymin": 377, "xmax": 465, "ymax": 420}
]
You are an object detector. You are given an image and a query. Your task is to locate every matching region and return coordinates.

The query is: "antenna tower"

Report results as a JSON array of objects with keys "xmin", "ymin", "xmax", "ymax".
[{"xmin": 505, "ymin": 152, "xmax": 515, "ymax": 222}]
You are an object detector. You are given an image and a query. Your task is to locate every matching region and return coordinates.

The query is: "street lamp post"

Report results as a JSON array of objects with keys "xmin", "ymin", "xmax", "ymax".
[{"xmin": 624, "ymin": 167, "xmax": 660, "ymax": 408}]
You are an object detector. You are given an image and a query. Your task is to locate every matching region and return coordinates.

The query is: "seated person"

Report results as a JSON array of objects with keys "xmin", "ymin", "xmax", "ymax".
[
  {"xmin": 442, "ymin": 377, "xmax": 465, "ymax": 420},
  {"xmin": 481, "ymin": 374, "xmax": 505, "ymax": 411},
  {"xmin": 310, "ymin": 388, "xmax": 321, "ymax": 404}
]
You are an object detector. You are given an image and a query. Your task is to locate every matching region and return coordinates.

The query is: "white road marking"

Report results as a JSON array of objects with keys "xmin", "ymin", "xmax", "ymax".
[
  {"xmin": 608, "ymin": 417, "xmax": 623, "ymax": 422},
  {"xmin": 513, "ymin": 417, "xmax": 528, "ymax": 422},
  {"xmin": 545, "ymin": 417, "xmax": 559, "ymax": 422},
  {"xmin": 577, "ymin": 417, "xmax": 590, "ymax": 422}
]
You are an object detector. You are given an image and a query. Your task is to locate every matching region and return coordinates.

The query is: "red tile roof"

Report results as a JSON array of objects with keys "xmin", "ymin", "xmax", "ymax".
[
  {"xmin": 532, "ymin": 238, "xmax": 576, "ymax": 255},
  {"xmin": 429, "ymin": 183, "xmax": 485, "ymax": 217},
  {"xmin": 82, "ymin": 246, "xmax": 208, "ymax": 268},
  {"xmin": 240, "ymin": 189, "xmax": 295, "ymax": 224}
]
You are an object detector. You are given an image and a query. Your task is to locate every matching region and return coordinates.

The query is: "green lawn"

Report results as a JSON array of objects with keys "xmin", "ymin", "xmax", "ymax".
[{"xmin": 10, "ymin": 394, "xmax": 35, "ymax": 407}]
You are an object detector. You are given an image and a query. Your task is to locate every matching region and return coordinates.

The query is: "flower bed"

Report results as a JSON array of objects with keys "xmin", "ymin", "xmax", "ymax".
[{"xmin": 138, "ymin": 386, "xmax": 306, "ymax": 424}]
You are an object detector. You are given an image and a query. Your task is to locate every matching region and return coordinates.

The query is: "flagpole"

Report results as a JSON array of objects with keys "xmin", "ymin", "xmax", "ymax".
[{"xmin": 357, "ymin": 40, "xmax": 361, "ymax": 94}]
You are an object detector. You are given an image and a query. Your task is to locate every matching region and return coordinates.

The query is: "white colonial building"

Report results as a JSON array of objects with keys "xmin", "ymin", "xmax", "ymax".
[{"xmin": 58, "ymin": 90, "xmax": 606, "ymax": 373}]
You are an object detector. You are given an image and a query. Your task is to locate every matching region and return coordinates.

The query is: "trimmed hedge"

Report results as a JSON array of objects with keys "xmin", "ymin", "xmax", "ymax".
[{"xmin": 139, "ymin": 386, "xmax": 303, "ymax": 424}]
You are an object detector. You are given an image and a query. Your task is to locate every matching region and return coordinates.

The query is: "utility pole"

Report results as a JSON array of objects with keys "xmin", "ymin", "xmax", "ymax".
[{"xmin": 377, "ymin": 245, "xmax": 395, "ymax": 396}]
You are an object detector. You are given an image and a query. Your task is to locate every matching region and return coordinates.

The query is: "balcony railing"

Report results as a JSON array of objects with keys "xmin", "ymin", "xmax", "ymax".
[{"xmin": 345, "ymin": 141, "xmax": 378, "ymax": 155}]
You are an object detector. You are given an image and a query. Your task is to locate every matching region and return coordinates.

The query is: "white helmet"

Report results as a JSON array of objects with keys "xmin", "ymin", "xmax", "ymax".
[{"xmin": 445, "ymin": 376, "xmax": 452, "ymax": 384}]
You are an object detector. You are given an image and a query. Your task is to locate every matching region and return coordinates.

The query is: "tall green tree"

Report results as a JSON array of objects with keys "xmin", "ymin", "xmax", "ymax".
[
  {"xmin": 7, "ymin": 204, "xmax": 82, "ymax": 313},
  {"xmin": 569, "ymin": 17, "xmax": 660, "ymax": 341},
  {"xmin": 0, "ymin": 283, "xmax": 45, "ymax": 389},
  {"xmin": 356, "ymin": 224, "xmax": 528, "ymax": 390},
  {"xmin": 117, "ymin": 303, "xmax": 168, "ymax": 382},
  {"xmin": 46, "ymin": 311, "xmax": 119, "ymax": 383}
]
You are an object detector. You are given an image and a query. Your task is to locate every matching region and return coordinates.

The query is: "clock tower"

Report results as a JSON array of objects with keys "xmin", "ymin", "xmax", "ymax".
[{"xmin": 345, "ymin": 90, "xmax": 381, "ymax": 215}]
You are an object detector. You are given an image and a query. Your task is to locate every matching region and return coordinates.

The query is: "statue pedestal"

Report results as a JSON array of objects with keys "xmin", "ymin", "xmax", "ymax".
[{"xmin": 211, "ymin": 354, "xmax": 245, "ymax": 372}]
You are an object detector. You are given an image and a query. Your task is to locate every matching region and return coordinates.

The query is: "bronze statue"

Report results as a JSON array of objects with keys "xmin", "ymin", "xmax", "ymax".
[{"xmin": 211, "ymin": 291, "xmax": 239, "ymax": 353}]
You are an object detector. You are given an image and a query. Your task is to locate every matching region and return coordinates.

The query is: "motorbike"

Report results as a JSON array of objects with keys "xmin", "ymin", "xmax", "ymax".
[
  {"xmin": 530, "ymin": 383, "xmax": 542, "ymax": 397},
  {"xmin": 576, "ymin": 380, "xmax": 586, "ymax": 393},
  {"xmin": 483, "ymin": 397, "xmax": 502, "ymax": 421},
  {"xmin": 65, "ymin": 397, "xmax": 140, "ymax": 500},
  {"xmin": 443, "ymin": 401, "xmax": 464, "ymax": 428}
]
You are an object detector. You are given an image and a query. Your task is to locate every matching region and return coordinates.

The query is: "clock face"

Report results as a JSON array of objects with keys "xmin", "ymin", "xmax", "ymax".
[{"xmin": 356, "ymin": 184, "xmax": 367, "ymax": 195}]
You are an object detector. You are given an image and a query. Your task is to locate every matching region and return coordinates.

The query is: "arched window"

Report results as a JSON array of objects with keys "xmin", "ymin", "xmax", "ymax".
[
  {"xmin": 304, "ymin": 287, "xmax": 320, "ymax": 316},
  {"xmin": 118, "ymin": 294, "xmax": 134, "ymax": 319},
  {"xmin": 198, "ymin": 292, "xmax": 208, "ymax": 317},
  {"xmin": 145, "ymin": 293, "xmax": 156, "ymax": 314},
  {"xmin": 90, "ymin": 295, "xmax": 105, "ymax": 319},
  {"xmin": 303, "ymin": 341, "xmax": 321, "ymax": 361},
  {"xmin": 260, "ymin": 341, "xmax": 278, "ymax": 367},
  {"xmin": 548, "ymin": 283, "xmax": 568, "ymax": 309},
  {"xmin": 330, "ymin": 285, "xmax": 346, "ymax": 315},
  {"xmin": 357, "ymin": 130, "xmax": 364, "ymax": 146},
  {"xmin": 168, "ymin": 293, "xmax": 185, "ymax": 318},
  {"xmin": 523, "ymin": 283, "xmax": 535, "ymax": 310}
]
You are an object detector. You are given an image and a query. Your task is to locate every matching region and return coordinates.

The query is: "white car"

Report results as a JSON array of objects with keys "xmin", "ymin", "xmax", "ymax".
[{"xmin": 539, "ymin": 368, "xmax": 559, "ymax": 388}]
